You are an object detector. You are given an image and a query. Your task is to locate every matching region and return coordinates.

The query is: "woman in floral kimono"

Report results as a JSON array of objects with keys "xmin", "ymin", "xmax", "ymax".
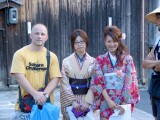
[
  {"xmin": 60, "ymin": 29, "xmax": 95, "ymax": 120},
  {"xmin": 91, "ymin": 25, "xmax": 140, "ymax": 120}
]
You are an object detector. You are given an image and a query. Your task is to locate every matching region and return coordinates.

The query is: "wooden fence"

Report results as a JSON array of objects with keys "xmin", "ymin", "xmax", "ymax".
[{"xmin": 0, "ymin": 0, "xmax": 156, "ymax": 85}]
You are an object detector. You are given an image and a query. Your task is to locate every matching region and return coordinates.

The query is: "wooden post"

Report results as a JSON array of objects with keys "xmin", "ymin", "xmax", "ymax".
[{"xmin": 108, "ymin": 17, "xmax": 112, "ymax": 26}]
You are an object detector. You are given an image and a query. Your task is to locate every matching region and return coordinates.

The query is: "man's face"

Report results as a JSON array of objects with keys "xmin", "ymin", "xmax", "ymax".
[
  {"xmin": 156, "ymin": 14, "xmax": 160, "ymax": 25},
  {"xmin": 30, "ymin": 24, "xmax": 48, "ymax": 46}
]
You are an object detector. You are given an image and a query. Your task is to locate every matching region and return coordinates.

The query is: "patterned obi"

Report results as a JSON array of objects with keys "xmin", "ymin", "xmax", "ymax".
[
  {"xmin": 104, "ymin": 73, "xmax": 124, "ymax": 90},
  {"xmin": 69, "ymin": 77, "xmax": 91, "ymax": 95}
]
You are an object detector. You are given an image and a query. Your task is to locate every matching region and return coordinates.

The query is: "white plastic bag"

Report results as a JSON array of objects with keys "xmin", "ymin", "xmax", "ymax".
[
  {"xmin": 66, "ymin": 106, "xmax": 100, "ymax": 120},
  {"xmin": 109, "ymin": 104, "xmax": 131, "ymax": 120}
]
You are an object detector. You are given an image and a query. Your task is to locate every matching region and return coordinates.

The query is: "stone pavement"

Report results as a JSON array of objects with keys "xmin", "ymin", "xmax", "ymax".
[{"xmin": 0, "ymin": 87, "xmax": 154, "ymax": 120}]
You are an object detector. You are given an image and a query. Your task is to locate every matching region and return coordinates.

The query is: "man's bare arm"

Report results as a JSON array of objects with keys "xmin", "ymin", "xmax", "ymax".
[
  {"xmin": 142, "ymin": 60, "xmax": 160, "ymax": 69},
  {"xmin": 13, "ymin": 73, "xmax": 46, "ymax": 104},
  {"xmin": 43, "ymin": 77, "xmax": 59, "ymax": 95},
  {"xmin": 142, "ymin": 49, "xmax": 160, "ymax": 69},
  {"xmin": 14, "ymin": 73, "xmax": 37, "ymax": 95}
]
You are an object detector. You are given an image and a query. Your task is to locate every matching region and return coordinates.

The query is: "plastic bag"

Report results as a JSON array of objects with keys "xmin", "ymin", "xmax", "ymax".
[
  {"xmin": 30, "ymin": 102, "xmax": 59, "ymax": 120},
  {"xmin": 109, "ymin": 104, "xmax": 131, "ymax": 120}
]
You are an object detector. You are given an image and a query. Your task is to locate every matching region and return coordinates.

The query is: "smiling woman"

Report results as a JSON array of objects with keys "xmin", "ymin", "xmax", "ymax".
[
  {"xmin": 105, "ymin": 35, "xmax": 119, "ymax": 55},
  {"xmin": 91, "ymin": 25, "xmax": 140, "ymax": 120}
]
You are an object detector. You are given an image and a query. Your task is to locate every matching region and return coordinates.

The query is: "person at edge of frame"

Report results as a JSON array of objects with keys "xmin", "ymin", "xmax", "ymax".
[{"xmin": 143, "ymin": 7, "xmax": 160, "ymax": 120}]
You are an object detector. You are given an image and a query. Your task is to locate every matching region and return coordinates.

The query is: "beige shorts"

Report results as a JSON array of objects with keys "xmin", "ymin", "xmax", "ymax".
[{"xmin": 12, "ymin": 111, "xmax": 30, "ymax": 120}]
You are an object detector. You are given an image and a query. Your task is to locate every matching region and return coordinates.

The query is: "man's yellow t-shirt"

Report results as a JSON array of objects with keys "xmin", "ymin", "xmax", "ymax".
[{"xmin": 10, "ymin": 45, "xmax": 61, "ymax": 110}]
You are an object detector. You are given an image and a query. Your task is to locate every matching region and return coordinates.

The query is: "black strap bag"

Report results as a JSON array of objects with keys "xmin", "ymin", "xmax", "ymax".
[
  {"xmin": 148, "ymin": 73, "xmax": 160, "ymax": 98},
  {"xmin": 19, "ymin": 93, "xmax": 35, "ymax": 113},
  {"xmin": 19, "ymin": 50, "xmax": 50, "ymax": 113}
]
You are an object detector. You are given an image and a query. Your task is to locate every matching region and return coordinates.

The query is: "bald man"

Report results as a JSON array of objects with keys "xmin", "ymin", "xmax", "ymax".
[{"xmin": 10, "ymin": 23, "xmax": 61, "ymax": 120}]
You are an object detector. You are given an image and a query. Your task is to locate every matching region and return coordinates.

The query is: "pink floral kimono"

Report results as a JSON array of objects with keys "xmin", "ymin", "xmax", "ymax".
[{"xmin": 91, "ymin": 52, "xmax": 140, "ymax": 119}]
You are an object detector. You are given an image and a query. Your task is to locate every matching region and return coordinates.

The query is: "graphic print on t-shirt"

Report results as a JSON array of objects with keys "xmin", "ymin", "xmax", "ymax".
[{"xmin": 26, "ymin": 62, "xmax": 47, "ymax": 71}]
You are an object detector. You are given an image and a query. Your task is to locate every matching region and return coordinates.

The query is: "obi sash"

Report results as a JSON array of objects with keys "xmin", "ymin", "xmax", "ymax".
[
  {"xmin": 69, "ymin": 77, "xmax": 91, "ymax": 95},
  {"xmin": 104, "ymin": 73, "xmax": 124, "ymax": 90}
]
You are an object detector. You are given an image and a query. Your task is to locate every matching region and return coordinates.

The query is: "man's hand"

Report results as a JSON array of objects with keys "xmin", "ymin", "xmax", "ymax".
[
  {"xmin": 154, "ymin": 61, "xmax": 160, "ymax": 71},
  {"xmin": 33, "ymin": 91, "xmax": 47, "ymax": 105}
]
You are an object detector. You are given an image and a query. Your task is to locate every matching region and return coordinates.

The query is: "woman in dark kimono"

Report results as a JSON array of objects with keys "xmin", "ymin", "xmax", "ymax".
[{"xmin": 91, "ymin": 25, "xmax": 140, "ymax": 120}]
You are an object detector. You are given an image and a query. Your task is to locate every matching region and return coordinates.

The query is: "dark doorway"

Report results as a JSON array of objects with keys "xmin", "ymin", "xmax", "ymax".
[{"xmin": 0, "ymin": 10, "xmax": 7, "ymax": 87}]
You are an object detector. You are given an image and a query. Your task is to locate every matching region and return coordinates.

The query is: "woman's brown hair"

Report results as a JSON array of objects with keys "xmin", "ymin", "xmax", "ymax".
[
  {"xmin": 70, "ymin": 29, "xmax": 88, "ymax": 51},
  {"xmin": 103, "ymin": 25, "xmax": 128, "ymax": 63}
]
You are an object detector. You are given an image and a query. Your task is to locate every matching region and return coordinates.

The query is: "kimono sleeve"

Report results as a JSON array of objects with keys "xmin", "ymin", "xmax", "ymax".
[
  {"xmin": 85, "ymin": 89, "xmax": 94, "ymax": 105},
  {"xmin": 123, "ymin": 55, "xmax": 140, "ymax": 104},
  {"xmin": 60, "ymin": 59, "xmax": 76, "ymax": 108},
  {"xmin": 85, "ymin": 58, "xmax": 95, "ymax": 105},
  {"xmin": 91, "ymin": 57, "xmax": 106, "ymax": 99}
]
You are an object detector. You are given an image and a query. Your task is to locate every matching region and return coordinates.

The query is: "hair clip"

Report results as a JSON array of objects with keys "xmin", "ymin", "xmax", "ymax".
[
  {"xmin": 120, "ymin": 33, "xmax": 126, "ymax": 40},
  {"xmin": 76, "ymin": 31, "xmax": 80, "ymax": 36},
  {"xmin": 109, "ymin": 28, "xmax": 112, "ymax": 32}
]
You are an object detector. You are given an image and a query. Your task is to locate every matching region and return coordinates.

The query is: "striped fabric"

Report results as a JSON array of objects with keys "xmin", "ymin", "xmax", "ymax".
[
  {"xmin": 60, "ymin": 90, "xmax": 75, "ymax": 108},
  {"xmin": 61, "ymin": 90, "xmax": 86, "ymax": 120}
]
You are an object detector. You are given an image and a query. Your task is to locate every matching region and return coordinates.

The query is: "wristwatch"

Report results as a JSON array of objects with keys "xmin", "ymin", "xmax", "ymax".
[{"xmin": 44, "ymin": 93, "xmax": 49, "ymax": 99}]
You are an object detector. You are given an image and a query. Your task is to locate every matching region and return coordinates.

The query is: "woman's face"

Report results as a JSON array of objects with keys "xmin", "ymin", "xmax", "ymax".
[
  {"xmin": 105, "ymin": 35, "xmax": 118, "ymax": 55},
  {"xmin": 74, "ymin": 36, "xmax": 86, "ymax": 54}
]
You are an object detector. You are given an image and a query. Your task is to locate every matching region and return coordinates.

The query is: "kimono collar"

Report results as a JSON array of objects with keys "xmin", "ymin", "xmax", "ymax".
[
  {"xmin": 75, "ymin": 52, "xmax": 86, "ymax": 62},
  {"xmin": 108, "ymin": 52, "xmax": 117, "ymax": 68},
  {"xmin": 108, "ymin": 52, "xmax": 117, "ymax": 62}
]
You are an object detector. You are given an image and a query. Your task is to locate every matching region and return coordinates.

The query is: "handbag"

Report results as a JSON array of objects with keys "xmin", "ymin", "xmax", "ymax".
[
  {"xmin": 148, "ymin": 74, "xmax": 160, "ymax": 98},
  {"xmin": 19, "ymin": 94, "xmax": 35, "ymax": 113},
  {"xmin": 109, "ymin": 104, "xmax": 131, "ymax": 120},
  {"xmin": 72, "ymin": 106, "xmax": 90, "ymax": 118},
  {"xmin": 66, "ymin": 106, "xmax": 100, "ymax": 120},
  {"xmin": 19, "ymin": 50, "xmax": 50, "ymax": 113},
  {"xmin": 30, "ymin": 102, "xmax": 59, "ymax": 120},
  {"xmin": 19, "ymin": 88, "xmax": 50, "ymax": 113}
]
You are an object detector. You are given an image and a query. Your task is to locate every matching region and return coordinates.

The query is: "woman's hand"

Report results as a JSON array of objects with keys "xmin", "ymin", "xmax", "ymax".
[
  {"xmin": 102, "ymin": 89, "xmax": 118, "ymax": 110},
  {"xmin": 117, "ymin": 105, "xmax": 125, "ymax": 115},
  {"xmin": 107, "ymin": 99, "xmax": 118, "ymax": 110},
  {"xmin": 72, "ymin": 101, "xmax": 81, "ymax": 111},
  {"xmin": 81, "ymin": 102, "xmax": 89, "ymax": 112}
]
